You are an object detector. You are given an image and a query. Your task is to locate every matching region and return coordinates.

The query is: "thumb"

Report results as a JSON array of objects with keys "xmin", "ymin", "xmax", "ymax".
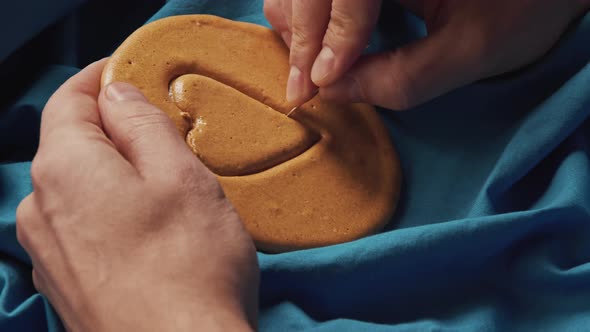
[
  {"xmin": 320, "ymin": 28, "xmax": 481, "ymax": 110},
  {"xmin": 98, "ymin": 82, "xmax": 194, "ymax": 175}
]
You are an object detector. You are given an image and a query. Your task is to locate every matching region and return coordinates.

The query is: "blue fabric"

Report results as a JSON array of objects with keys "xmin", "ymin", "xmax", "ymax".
[
  {"xmin": 1, "ymin": 1, "xmax": 590, "ymax": 331},
  {"xmin": 0, "ymin": 0, "xmax": 87, "ymax": 62}
]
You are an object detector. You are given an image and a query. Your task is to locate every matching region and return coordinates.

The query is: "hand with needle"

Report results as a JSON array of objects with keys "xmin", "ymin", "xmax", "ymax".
[{"xmin": 265, "ymin": 0, "xmax": 590, "ymax": 110}]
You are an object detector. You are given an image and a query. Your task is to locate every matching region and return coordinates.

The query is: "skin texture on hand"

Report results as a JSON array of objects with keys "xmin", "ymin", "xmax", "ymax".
[
  {"xmin": 16, "ymin": 59, "xmax": 259, "ymax": 332},
  {"xmin": 265, "ymin": 0, "xmax": 590, "ymax": 110}
]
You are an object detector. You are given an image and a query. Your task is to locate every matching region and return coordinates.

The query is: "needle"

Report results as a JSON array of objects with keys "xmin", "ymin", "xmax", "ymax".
[
  {"xmin": 287, "ymin": 89, "xmax": 319, "ymax": 118},
  {"xmin": 287, "ymin": 106, "xmax": 298, "ymax": 117}
]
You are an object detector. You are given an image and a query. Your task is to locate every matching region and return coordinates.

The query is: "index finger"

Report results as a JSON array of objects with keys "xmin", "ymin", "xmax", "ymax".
[
  {"xmin": 40, "ymin": 58, "xmax": 109, "ymax": 143},
  {"xmin": 286, "ymin": 0, "xmax": 331, "ymax": 105}
]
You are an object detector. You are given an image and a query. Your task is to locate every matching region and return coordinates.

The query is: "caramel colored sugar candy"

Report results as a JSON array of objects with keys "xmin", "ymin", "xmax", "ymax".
[{"xmin": 102, "ymin": 15, "xmax": 402, "ymax": 252}]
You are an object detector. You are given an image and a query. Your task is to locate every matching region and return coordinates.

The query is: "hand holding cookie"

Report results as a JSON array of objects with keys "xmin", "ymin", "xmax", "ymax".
[
  {"xmin": 265, "ymin": 0, "xmax": 590, "ymax": 110},
  {"xmin": 16, "ymin": 59, "xmax": 258, "ymax": 332}
]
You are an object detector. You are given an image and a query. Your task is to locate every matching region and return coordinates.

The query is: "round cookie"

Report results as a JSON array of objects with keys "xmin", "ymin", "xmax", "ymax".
[{"xmin": 101, "ymin": 15, "xmax": 402, "ymax": 252}]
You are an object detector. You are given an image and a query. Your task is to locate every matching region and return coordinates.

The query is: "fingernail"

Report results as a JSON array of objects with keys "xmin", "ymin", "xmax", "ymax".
[
  {"xmin": 105, "ymin": 82, "xmax": 147, "ymax": 102},
  {"xmin": 286, "ymin": 66, "xmax": 303, "ymax": 103},
  {"xmin": 311, "ymin": 46, "xmax": 335, "ymax": 84}
]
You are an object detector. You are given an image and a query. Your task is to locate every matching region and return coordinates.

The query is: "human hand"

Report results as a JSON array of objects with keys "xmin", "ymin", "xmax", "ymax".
[
  {"xmin": 16, "ymin": 59, "xmax": 259, "ymax": 332},
  {"xmin": 264, "ymin": 0, "xmax": 590, "ymax": 110}
]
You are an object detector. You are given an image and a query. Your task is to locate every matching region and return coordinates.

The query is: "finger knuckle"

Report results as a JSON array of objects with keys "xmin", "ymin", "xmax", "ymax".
[
  {"xmin": 187, "ymin": 166, "xmax": 225, "ymax": 196},
  {"xmin": 152, "ymin": 159, "xmax": 207, "ymax": 191},
  {"xmin": 30, "ymin": 153, "xmax": 56, "ymax": 186},
  {"xmin": 151, "ymin": 165, "xmax": 226, "ymax": 212},
  {"xmin": 326, "ymin": 10, "xmax": 367, "ymax": 44},
  {"xmin": 15, "ymin": 200, "xmax": 32, "ymax": 245},
  {"xmin": 169, "ymin": 162, "xmax": 199, "ymax": 189},
  {"xmin": 197, "ymin": 175, "xmax": 226, "ymax": 200},
  {"xmin": 180, "ymin": 163, "xmax": 222, "ymax": 194},
  {"xmin": 122, "ymin": 104, "xmax": 170, "ymax": 145},
  {"xmin": 290, "ymin": 27, "xmax": 314, "ymax": 50},
  {"xmin": 327, "ymin": 17, "xmax": 350, "ymax": 40}
]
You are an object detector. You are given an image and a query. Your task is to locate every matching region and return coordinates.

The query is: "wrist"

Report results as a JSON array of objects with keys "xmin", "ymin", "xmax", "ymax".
[
  {"xmin": 162, "ymin": 304, "xmax": 254, "ymax": 332},
  {"xmin": 88, "ymin": 297, "xmax": 254, "ymax": 332},
  {"xmin": 76, "ymin": 277, "xmax": 255, "ymax": 332}
]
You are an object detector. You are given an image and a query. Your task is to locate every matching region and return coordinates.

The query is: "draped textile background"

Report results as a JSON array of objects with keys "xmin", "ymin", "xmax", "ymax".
[{"xmin": 1, "ymin": 1, "xmax": 589, "ymax": 331}]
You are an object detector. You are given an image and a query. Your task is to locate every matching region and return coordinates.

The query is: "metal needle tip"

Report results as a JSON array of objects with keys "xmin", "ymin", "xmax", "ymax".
[
  {"xmin": 287, "ymin": 106, "xmax": 298, "ymax": 117},
  {"xmin": 286, "ymin": 90, "xmax": 320, "ymax": 118}
]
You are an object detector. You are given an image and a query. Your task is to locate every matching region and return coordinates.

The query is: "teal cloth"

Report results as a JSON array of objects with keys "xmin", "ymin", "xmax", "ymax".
[{"xmin": 2, "ymin": 1, "xmax": 590, "ymax": 331}]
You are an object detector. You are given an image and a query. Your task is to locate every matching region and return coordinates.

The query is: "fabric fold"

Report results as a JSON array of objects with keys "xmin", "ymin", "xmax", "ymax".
[{"xmin": 0, "ymin": 1, "xmax": 589, "ymax": 331}]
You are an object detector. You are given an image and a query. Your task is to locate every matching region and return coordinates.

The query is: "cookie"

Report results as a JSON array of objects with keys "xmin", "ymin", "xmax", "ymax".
[{"xmin": 101, "ymin": 15, "xmax": 402, "ymax": 252}]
